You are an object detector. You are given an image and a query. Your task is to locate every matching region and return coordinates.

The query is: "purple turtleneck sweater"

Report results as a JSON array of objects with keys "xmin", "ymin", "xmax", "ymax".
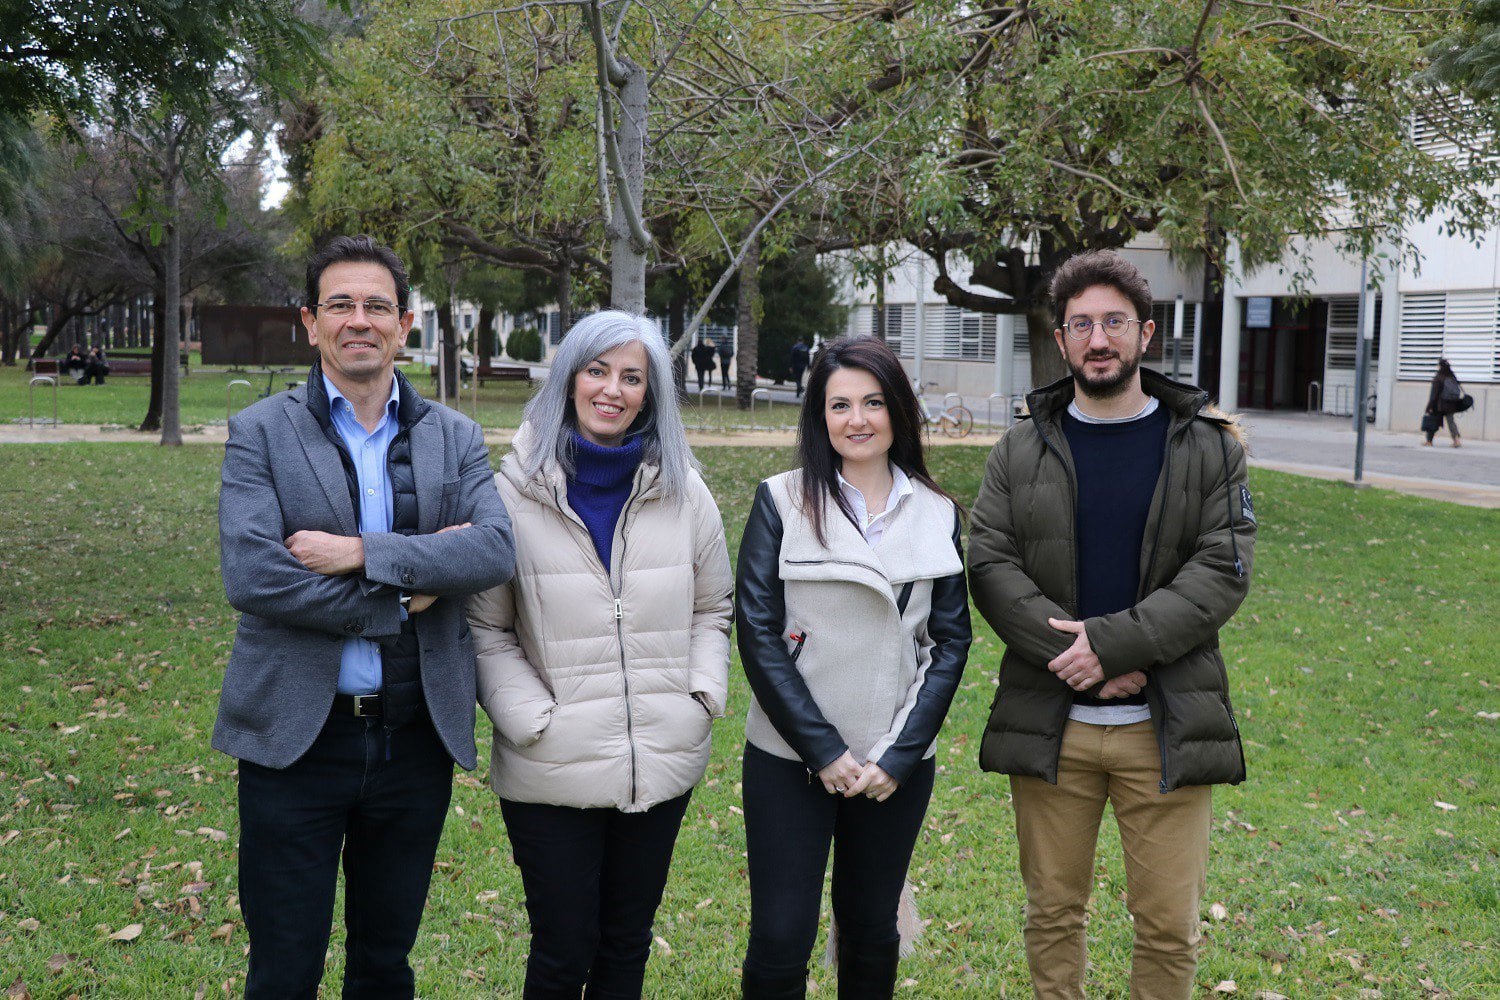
[{"xmin": 567, "ymin": 431, "xmax": 644, "ymax": 572}]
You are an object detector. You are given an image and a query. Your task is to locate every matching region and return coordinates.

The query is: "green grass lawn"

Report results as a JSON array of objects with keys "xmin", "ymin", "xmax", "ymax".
[
  {"xmin": 0, "ymin": 445, "xmax": 1495, "ymax": 998},
  {"xmin": 2, "ymin": 363, "xmax": 801, "ymax": 433}
]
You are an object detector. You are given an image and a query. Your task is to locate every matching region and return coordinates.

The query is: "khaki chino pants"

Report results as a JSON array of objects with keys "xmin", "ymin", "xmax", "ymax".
[{"xmin": 1010, "ymin": 720, "xmax": 1211, "ymax": 1000}]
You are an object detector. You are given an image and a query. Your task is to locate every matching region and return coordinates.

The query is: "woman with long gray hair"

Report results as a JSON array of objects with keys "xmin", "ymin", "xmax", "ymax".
[{"xmin": 467, "ymin": 311, "xmax": 733, "ymax": 999}]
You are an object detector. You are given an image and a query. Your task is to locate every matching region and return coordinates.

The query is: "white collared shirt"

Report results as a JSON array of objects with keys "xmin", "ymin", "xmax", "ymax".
[{"xmin": 837, "ymin": 464, "xmax": 913, "ymax": 547}]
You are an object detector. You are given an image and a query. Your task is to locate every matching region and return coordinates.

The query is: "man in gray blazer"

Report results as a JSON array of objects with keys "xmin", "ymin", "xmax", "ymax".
[{"xmin": 214, "ymin": 235, "xmax": 514, "ymax": 998}]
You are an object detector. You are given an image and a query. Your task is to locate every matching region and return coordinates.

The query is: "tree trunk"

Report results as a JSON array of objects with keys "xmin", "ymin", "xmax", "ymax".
[
  {"xmin": 555, "ymin": 263, "xmax": 573, "ymax": 337},
  {"xmin": 735, "ymin": 236, "xmax": 761, "ymax": 410},
  {"xmin": 140, "ymin": 295, "xmax": 167, "ymax": 431},
  {"xmin": 159, "ymin": 186, "xmax": 183, "ymax": 445},
  {"xmin": 32, "ymin": 304, "xmax": 78, "ymax": 360},
  {"xmin": 608, "ymin": 59, "xmax": 649, "ymax": 314},
  {"xmin": 436, "ymin": 296, "xmax": 458, "ymax": 406},
  {"xmin": 874, "ymin": 270, "xmax": 886, "ymax": 341},
  {"xmin": 669, "ymin": 292, "xmax": 687, "ymax": 400},
  {"xmin": 0, "ymin": 299, "xmax": 14, "ymax": 365},
  {"xmin": 477, "ymin": 305, "xmax": 496, "ymax": 366},
  {"xmin": 1026, "ymin": 303, "xmax": 1066, "ymax": 388}
]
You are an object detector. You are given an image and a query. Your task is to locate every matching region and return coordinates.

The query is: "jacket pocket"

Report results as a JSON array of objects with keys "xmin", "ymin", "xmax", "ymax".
[
  {"xmin": 438, "ymin": 479, "xmax": 462, "ymax": 525},
  {"xmin": 787, "ymin": 626, "xmax": 807, "ymax": 662}
]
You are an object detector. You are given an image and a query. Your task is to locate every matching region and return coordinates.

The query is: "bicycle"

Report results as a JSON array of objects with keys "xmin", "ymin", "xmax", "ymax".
[{"xmin": 916, "ymin": 382, "xmax": 974, "ymax": 438}]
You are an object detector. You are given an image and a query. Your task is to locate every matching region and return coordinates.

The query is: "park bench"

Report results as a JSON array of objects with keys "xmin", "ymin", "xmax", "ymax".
[
  {"xmin": 427, "ymin": 361, "xmax": 533, "ymax": 387},
  {"xmin": 31, "ymin": 350, "xmax": 188, "ymax": 379}
]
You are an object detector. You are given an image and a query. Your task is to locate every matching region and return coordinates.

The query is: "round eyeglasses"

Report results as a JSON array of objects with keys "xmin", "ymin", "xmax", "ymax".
[{"xmin": 1064, "ymin": 315, "xmax": 1142, "ymax": 340}]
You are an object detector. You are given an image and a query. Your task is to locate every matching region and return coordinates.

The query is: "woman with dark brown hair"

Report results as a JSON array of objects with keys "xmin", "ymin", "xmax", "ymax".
[
  {"xmin": 733, "ymin": 336, "xmax": 972, "ymax": 999},
  {"xmin": 1423, "ymin": 358, "xmax": 1463, "ymax": 447}
]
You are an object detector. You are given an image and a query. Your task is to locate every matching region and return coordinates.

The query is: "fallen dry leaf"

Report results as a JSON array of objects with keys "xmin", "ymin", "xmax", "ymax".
[
  {"xmin": 108, "ymin": 923, "xmax": 144, "ymax": 942},
  {"xmin": 1433, "ymin": 801, "xmax": 1457, "ymax": 812},
  {"xmin": 5, "ymin": 976, "xmax": 29, "ymax": 1000},
  {"xmin": 1209, "ymin": 902, "xmax": 1229, "ymax": 921},
  {"xmin": 16, "ymin": 917, "xmax": 40, "ymax": 933},
  {"xmin": 45, "ymin": 955, "xmax": 73, "ymax": 976},
  {"xmin": 1213, "ymin": 981, "xmax": 1237, "ymax": 994}
]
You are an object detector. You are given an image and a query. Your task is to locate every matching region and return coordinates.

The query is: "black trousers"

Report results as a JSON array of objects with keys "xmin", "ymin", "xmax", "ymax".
[
  {"xmin": 237, "ymin": 710, "xmax": 453, "ymax": 999},
  {"xmin": 499, "ymin": 792, "xmax": 692, "ymax": 1000},
  {"xmin": 741, "ymin": 743, "xmax": 935, "ymax": 980}
]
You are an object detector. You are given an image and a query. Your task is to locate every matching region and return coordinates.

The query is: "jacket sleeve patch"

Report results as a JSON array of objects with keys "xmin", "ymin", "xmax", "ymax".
[{"xmin": 1239, "ymin": 484, "xmax": 1256, "ymax": 524}]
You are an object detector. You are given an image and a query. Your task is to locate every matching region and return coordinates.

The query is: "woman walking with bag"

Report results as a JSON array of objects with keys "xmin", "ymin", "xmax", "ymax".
[
  {"xmin": 467, "ymin": 311, "xmax": 732, "ymax": 999},
  {"xmin": 1423, "ymin": 358, "xmax": 1464, "ymax": 447},
  {"xmin": 734, "ymin": 336, "xmax": 971, "ymax": 1000}
]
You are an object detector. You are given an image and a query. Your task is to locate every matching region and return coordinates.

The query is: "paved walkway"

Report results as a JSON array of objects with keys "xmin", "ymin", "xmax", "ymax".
[{"xmin": 5, "ymin": 405, "xmax": 1498, "ymax": 508}]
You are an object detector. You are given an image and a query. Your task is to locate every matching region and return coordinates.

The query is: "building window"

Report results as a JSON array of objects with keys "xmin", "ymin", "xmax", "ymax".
[
  {"xmin": 1145, "ymin": 302, "xmax": 1199, "ymax": 378},
  {"xmin": 1397, "ymin": 290, "xmax": 1497, "ymax": 382}
]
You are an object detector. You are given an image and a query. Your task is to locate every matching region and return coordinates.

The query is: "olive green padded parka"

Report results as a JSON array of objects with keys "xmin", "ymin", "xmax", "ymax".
[{"xmin": 969, "ymin": 368, "xmax": 1256, "ymax": 791}]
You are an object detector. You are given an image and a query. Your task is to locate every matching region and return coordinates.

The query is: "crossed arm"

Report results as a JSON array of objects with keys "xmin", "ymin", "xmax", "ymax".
[
  {"xmin": 220, "ymin": 416, "xmax": 513, "ymax": 636},
  {"xmin": 969, "ymin": 431, "xmax": 1253, "ymax": 693}
]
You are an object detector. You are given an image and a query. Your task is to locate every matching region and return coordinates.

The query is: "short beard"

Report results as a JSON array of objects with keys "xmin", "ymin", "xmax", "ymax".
[{"xmin": 1069, "ymin": 349, "xmax": 1141, "ymax": 401}]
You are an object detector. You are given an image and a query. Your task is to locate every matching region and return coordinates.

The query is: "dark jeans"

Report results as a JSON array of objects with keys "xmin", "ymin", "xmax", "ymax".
[
  {"xmin": 741, "ymin": 743, "xmax": 935, "ymax": 980},
  {"xmin": 720, "ymin": 360, "xmax": 732, "ymax": 389},
  {"xmin": 696, "ymin": 367, "xmax": 710, "ymax": 390},
  {"xmin": 237, "ymin": 710, "xmax": 453, "ymax": 999},
  {"xmin": 500, "ymin": 792, "xmax": 692, "ymax": 1000}
]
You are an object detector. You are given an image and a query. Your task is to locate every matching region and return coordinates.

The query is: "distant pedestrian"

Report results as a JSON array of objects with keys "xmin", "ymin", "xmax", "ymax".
[
  {"xmin": 719, "ymin": 339, "xmax": 735, "ymax": 390},
  {"xmin": 1423, "ymin": 358, "xmax": 1464, "ymax": 448},
  {"xmin": 789, "ymin": 338, "xmax": 810, "ymax": 397},
  {"xmin": 64, "ymin": 344, "xmax": 86, "ymax": 382},
  {"xmin": 81, "ymin": 347, "xmax": 109, "ymax": 385},
  {"xmin": 692, "ymin": 339, "xmax": 716, "ymax": 391}
]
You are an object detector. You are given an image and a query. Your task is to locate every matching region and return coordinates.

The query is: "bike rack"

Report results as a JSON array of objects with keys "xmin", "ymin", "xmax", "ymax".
[
  {"xmin": 226, "ymin": 379, "xmax": 252, "ymax": 423},
  {"xmin": 29, "ymin": 376, "xmax": 58, "ymax": 427},
  {"xmin": 1306, "ymin": 380, "xmax": 1322, "ymax": 413},
  {"xmin": 943, "ymin": 392, "xmax": 964, "ymax": 410},
  {"xmin": 986, "ymin": 393, "xmax": 1007, "ymax": 428},
  {"xmin": 751, "ymin": 388, "xmax": 772, "ymax": 416},
  {"xmin": 700, "ymin": 386, "xmax": 724, "ymax": 411}
]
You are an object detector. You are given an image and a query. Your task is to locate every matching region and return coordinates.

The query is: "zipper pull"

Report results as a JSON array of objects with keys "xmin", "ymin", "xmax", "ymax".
[{"xmin": 614, "ymin": 598, "xmax": 623, "ymax": 620}]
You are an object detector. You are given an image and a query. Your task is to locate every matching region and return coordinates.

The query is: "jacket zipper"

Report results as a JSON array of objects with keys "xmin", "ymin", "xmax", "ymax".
[
  {"xmin": 612, "ymin": 480, "xmax": 643, "ymax": 806},
  {"xmin": 1140, "ymin": 414, "xmax": 1192, "ymax": 602}
]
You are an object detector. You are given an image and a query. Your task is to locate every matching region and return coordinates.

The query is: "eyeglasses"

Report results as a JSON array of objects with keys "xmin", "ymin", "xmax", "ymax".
[
  {"xmin": 313, "ymin": 298, "xmax": 401, "ymax": 320},
  {"xmin": 1064, "ymin": 315, "xmax": 1143, "ymax": 340}
]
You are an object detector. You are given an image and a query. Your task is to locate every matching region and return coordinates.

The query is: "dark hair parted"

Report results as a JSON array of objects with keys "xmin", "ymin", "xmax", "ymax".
[
  {"xmin": 304, "ymin": 235, "xmax": 411, "ymax": 311},
  {"xmin": 1434, "ymin": 357, "xmax": 1455, "ymax": 383},
  {"xmin": 795, "ymin": 336, "xmax": 962, "ymax": 546},
  {"xmin": 1049, "ymin": 250, "xmax": 1153, "ymax": 330}
]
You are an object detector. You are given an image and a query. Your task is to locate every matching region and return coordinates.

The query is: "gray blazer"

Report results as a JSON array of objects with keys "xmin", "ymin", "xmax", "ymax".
[{"xmin": 213, "ymin": 377, "xmax": 514, "ymax": 770}]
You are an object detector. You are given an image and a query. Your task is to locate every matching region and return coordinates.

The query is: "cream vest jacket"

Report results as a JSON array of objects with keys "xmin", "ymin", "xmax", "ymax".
[
  {"xmin": 467, "ymin": 427, "xmax": 733, "ymax": 812},
  {"xmin": 745, "ymin": 471, "xmax": 963, "ymax": 766}
]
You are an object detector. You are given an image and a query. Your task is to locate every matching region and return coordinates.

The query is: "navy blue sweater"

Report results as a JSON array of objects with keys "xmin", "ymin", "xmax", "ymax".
[
  {"xmin": 567, "ymin": 431, "xmax": 644, "ymax": 572},
  {"xmin": 1062, "ymin": 402, "xmax": 1169, "ymax": 706}
]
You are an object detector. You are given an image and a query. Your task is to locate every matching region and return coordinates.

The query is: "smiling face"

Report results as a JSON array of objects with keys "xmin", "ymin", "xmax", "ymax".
[
  {"xmin": 824, "ymin": 365, "xmax": 893, "ymax": 469},
  {"xmin": 572, "ymin": 340, "xmax": 649, "ymax": 447},
  {"xmin": 1054, "ymin": 283, "xmax": 1154, "ymax": 400},
  {"xmin": 300, "ymin": 261, "xmax": 413, "ymax": 391}
]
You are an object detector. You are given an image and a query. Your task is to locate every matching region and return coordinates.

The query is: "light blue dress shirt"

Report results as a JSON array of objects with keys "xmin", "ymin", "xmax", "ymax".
[{"xmin": 324, "ymin": 373, "xmax": 400, "ymax": 695}]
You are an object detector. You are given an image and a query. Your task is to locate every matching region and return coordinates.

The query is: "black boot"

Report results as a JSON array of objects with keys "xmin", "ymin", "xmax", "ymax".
[
  {"xmin": 836, "ymin": 939, "xmax": 899, "ymax": 1000},
  {"xmin": 741, "ymin": 966, "xmax": 807, "ymax": 1000}
]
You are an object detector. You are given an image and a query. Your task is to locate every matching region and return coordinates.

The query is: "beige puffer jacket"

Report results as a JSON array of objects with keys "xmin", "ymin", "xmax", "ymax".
[{"xmin": 466, "ymin": 426, "xmax": 733, "ymax": 812}]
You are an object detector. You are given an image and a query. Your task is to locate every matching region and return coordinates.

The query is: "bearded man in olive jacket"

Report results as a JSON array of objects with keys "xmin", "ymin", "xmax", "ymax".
[{"xmin": 969, "ymin": 251, "xmax": 1256, "ymax": 1000}]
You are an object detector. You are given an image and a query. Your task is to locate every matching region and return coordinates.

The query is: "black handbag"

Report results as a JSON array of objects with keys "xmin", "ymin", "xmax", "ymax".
[
  {"xmin": 1421, "ymin": 412, "xmax": 1442, "ymax": 434},
  {"xmin": 1457, "ymin": 393, "xmax": 1474, "ymax": 413}
]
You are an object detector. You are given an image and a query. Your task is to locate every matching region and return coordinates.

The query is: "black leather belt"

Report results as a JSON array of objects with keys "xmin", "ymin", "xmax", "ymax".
[{"xmin": 332, "ymin": 693, "xmax": 383, "ymax": 717}]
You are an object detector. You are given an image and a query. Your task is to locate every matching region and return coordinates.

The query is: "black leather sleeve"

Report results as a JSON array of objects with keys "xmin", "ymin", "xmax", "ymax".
[
  {"xmin": 735, "ymin": 481, "xmax": 849, "ymax": 772},
  {"xmin": 874, "ymin": 511, "xmax": 973, "ymax": 784}
]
